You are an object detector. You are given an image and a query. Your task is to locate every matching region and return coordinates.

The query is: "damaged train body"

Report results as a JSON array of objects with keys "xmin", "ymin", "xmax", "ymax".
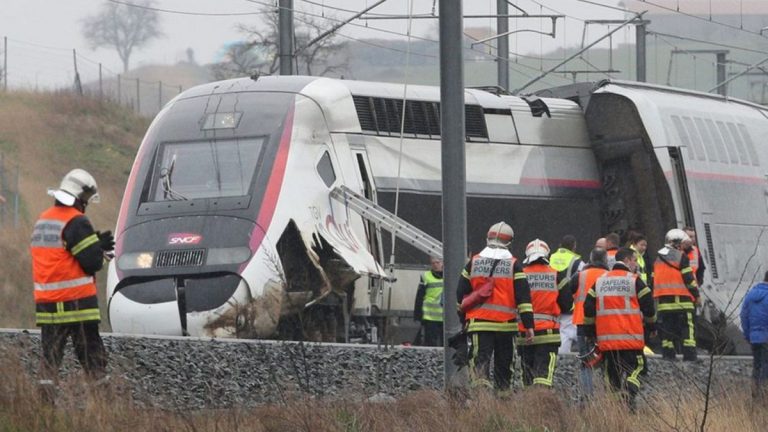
[{"xmin": 106, "ymin": 76, "xmax": 767, "ymax": 353}]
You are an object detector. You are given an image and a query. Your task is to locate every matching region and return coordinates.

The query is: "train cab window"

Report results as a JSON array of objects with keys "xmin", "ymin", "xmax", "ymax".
[
  {"xmin": 316, "ymin": 151, "xmax": 336, "ymax": 188},
  {"xmin": 716, "ymin": 121, "xmax": 740, "ymax": 164},
  {"xmin": 726, "ymin": 122, "xmax": 751, "ymax": 165},
  {"xmin": 705, "ymin": 119, "xmax": 729, "ymax": 163},
  {"xmin": 737, "ymin": 123, "xmax": 761, "ymax": 166},
  {"xmin": 149, "ymin": 137, "xmax": 265, "ymax": 201}
]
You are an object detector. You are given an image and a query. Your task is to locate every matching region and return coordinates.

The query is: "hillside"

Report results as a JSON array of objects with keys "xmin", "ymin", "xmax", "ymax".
[{"xmin": 0, "ymin": 91, "xmax": 150, "ymax": 329}]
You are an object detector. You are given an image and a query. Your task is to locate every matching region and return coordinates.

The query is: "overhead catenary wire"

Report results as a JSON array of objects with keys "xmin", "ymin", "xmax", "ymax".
[{"xmin": 107, "ymin": 0, "xmax": 269, "ymax": 16}]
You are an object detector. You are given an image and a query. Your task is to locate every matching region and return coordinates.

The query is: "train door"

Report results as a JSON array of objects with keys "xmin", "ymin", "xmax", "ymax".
[{"xmin": 668, "ymin": 147, "xmax": 696, "ymax": 227}]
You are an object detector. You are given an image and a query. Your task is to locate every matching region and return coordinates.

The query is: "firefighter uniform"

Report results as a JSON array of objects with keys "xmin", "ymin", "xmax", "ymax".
[
  {"xmin": 31, "ymin": 204, "xmax": 109, "ymax": 383},
  {"xmin": 686, "ymin": 245, "xmax": 706, "ymax": 286},
  {"xmin": 517, "ymin": 260, "xmax": 572, "ymax": 387},
  {"xmin": 606, "ymin": 248, "xmax": 619, "ymax": 270},
  {"xmin": 630, "ymin": 245, "xmax": 648, "ymax": 284},
  {"xmin": 583, "ymin": 262, "xmax": 656, "ymax": 410},
  {"xmin": 653, "ymin": 248, "xmax": 700, "ymax": 361},
  {"xmin": 457, "ymin": 250, "xmax": 533, "ymax": 391},
  {"xmin": 570, "ymin": 263, "xmax": 608, "ymax": 396},
  {"xmin": 413, "ymin": 270, "xmax": 444, "ymax": 346}
]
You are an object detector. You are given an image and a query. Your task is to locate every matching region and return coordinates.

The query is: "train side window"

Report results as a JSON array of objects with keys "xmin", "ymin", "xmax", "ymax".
[
  {"xmin": 682, "ymin": 117, "xmax": 706, "ymax": 161},
  {"xmin": 316, "ymin": 151, "xmax": 336, "ymax": 188},
  {"xmin": 737, "ymin": 123, "xmax": 761, "ymax": 166},
  {"xmin": 726, "ymin": 122, "xmax": 750, "ymax": 165},
  {"xmin": 671, "ymin": 115, "xmax": 698, "ymax": 160},
  {"xmin": 705, "ymin": 119, "xmax": 729, "ymax": 163},
  {"xmin": 693, "ymin": 117, "xmax": 719, "ymax": 162},
  {"xmin": 716, "ymin": 121, "xmax": 740, "ymax": 164}
]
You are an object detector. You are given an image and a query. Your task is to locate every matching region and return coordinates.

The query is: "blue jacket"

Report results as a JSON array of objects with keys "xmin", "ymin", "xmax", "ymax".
[{"xmin": 741, "ymin": 282, "xmax": 768, "ymax": 344}]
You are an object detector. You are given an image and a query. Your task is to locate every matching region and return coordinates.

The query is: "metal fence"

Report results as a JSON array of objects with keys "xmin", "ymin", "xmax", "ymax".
[{"xmin": 0, "ymin": 36, "xmax": 186, "ymax": 118}]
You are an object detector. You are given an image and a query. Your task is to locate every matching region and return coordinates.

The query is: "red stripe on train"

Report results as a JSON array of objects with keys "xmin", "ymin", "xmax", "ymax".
[{"xmin": 519, "ymin": 177, "xmax": 602, "ymax": 189}]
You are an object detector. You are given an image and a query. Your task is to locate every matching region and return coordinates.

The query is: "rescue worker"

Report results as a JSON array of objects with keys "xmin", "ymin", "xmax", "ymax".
[
  {"xmin": 31, "ymin": 169, "xmax": 114, "ymax": 402},
  {"xmin": 628, "ymin": 232, "xmax": 649, "ymax": 285},
  {"xmin": 457, "ymin": 221, "xmax": 534, "ymax": 393},
  {"xmin": 605, "ymin": 233, "xmax": 621, "ymax": 270},
  {"xmin": 740, "ymin": 271, "xmax": 768, "ymax": 400},
  {"xmin": 518, "ymin": 239, "xmax": 572, "ymax": 387},
  {"xmin": 595, "ymin": 237, "xmax": 607, "ymax": 249},
  {"xmin": 413, "ymin": 256, "xmax": 444, "ymax": 346},
  {"xmin": 549, "ymin": 235, "xmax": 583, "ymax": 354},
  {"xmin": 570, "ymin": 247, "xmax": 609, "ymax": 398},
  {"xmin": 583, "ymin": 247, "xmax": 656, "ymax": 411},
  {"xmin": 682, "ymin": 226, "xmax": 706, "ymax": 287},
  {"xmin": 653, "ymin": 228, "xmax": 700, "ymax": 362}
]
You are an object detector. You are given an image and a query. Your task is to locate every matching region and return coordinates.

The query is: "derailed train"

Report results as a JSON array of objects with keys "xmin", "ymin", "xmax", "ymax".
[{"xmin": 106, "ymin": 76, "xmax": 767, "ymax": 353}]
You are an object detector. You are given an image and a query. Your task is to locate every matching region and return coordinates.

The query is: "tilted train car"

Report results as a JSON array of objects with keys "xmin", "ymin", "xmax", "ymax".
[{"xmin": 107, "ymin": 76, "xmax": 766, "ymax": 352}]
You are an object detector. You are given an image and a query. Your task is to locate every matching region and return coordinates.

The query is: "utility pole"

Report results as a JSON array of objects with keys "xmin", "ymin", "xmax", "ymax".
[
  {"xmin": 636, "ymin": 22, "xmax": 647, "ymax": 82},
  {"xmin": 497, "ymin": 0, "xmax": 509, "ymax": 91},
  {"xmin": 72, "ymin": 49, "xmax": 82, "ymax": 95},
  {"xmin": 671, "ymin": 50, "xmax": 729, "ymax": 96},
  {"xmin": 440, "ymin": 0, "xmax": 466, "ymax": 390},
  {"xmin": 279, "ymin": 0, "xmax": 294, "ymax": 75},
  {"xmin": 3, "ymin": 36, "xmax": 7, "ymax": 91}
]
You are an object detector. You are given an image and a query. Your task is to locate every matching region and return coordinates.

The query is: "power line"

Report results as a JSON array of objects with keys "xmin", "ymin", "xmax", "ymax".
[
  {"xmin": 647, "ymin": 30, "xmax": 768, "ymax": 56},
  {"xmin": 637, "ymin": 0, "xmax": 767, "ymax": 39},
  {"xmin": 107, "ymin": 0, "xmax": 268, "ymax": 16}
]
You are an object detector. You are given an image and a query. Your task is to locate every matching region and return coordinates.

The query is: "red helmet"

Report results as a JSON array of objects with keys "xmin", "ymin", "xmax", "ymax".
[{"xmin": 487, "ymin": 222, "xmax": 514, "ymax": 248}]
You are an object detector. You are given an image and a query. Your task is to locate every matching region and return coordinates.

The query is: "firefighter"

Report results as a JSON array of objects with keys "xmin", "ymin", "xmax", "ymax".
[
  {"xmin": 583, "ymin": 247, "xmax": 656, "ymax": 411},
  {"xmin": 413, "ymin": 256, "xmax": 444, "ymax": 346},
  {"xmin": 653, "ymin": 228, "xmax": 700, "ymax": 362},
  {"xmin": 518, "ymin": 239, "xmax": 572, "ymax": 387},
  {"xmin": 605, "ymin": 233, "xmax": 621, "ymax": 269},
  {"xmin": 682, "ymin": 226, "xmax": 706, "ymax": 287},
  {"xmin": 549, "ymin": 235, "xmax": 583, "ymax": 354},
  {"xmin": 457, "ymin": 221, "xmax": 534, "ymax": 393},
  {"xmin": 31, "ymin": 169, "xmax": 114, "ymax": 402},
  {"xmin": 570, "ymin": 247, "xmax": 609, "ymax": 398}
]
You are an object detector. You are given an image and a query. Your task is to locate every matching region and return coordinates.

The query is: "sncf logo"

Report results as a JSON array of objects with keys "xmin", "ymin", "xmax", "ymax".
[{"xmin": 168, "ymin": 233, "xmax": 202, "ymax": 245}]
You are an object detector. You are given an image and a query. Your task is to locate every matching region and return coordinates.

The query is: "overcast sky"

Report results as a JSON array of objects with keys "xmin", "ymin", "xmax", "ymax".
[{"xmin": 1, "ymin": 0, "xmax": 626, "ymax": 88}]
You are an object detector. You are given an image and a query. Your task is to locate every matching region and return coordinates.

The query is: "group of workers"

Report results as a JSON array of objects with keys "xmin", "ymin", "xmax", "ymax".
[{"xmin": 413, "ymin": 221, "xmax": 706, "ymax": 409}]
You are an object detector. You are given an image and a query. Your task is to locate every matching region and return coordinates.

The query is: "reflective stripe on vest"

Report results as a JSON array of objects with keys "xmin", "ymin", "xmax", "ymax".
[
  {"xmin": 421, "ymin": 271, "xmax": 444, "ymax": 322},
  {"xmin": 31, "ymin": 206, "xmax": 98, "ymax": 305},
  {"xmin": 520, "ymin": 263, "xmax": 560, "ymax": 332},
  {"xmin": 466, "ymin": 255, "xmax": 518, "ymax": 323},
  {"xmin": 573, "ymin": 268, "xmax": 607, "ymax": 326},
  {"xmin": 594, "ymin": 270, "xmax": 644, "ymax": 351},
  {"xmin": 630, "ymin": 245, "xmax": 647, "ymax": 284},
  {"xmin": 653, "ymin": 256, "xmax": 694, "ymax": 300},
  {"xmin": 549, "ymin": 248, "xmax": 580, "ymax": 277},
  {"xmin": 606, "ymin": 249, "xmax": 618, "ymax": 270}
]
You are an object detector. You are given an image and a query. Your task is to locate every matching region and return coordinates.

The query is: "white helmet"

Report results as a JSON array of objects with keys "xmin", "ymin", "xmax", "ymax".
[
  {"xmin": 524, "ymin": 238, "xmax": 551, "ymax": 264},
  {"xmin": 48, "ymin": 169, "xmax": 99, "ymax": 206},
  {"xmin": 487, "ymin": 221, "xmax": 514, "ymax": 248},
  {"xmin": 664, "ymin": 228, "xmax": 690, "ymax": 247}
]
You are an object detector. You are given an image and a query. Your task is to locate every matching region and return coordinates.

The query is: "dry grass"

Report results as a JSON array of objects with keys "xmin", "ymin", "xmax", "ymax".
[
  {"xmin": 0, "ymin": 90, "xmax": 149, "ymax": 329},
  {"xmin": 0, "ymin": 345, "xmax": 765, "ymax": 432}
]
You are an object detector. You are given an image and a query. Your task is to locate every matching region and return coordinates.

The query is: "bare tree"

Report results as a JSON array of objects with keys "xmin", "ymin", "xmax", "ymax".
[
  {"xmin": 81, "ymin": 0, "xmax": 163, "ymax": 73},
  {"xmin": 211, "ymin": 4, "xmax": 349, "ymax": 80}
]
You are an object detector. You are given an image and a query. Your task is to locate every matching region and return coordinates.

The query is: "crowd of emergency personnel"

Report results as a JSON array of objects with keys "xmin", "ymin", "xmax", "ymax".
[{"xmin": 414, "ymin": 220, "xmax": 711, "ymax": 410}]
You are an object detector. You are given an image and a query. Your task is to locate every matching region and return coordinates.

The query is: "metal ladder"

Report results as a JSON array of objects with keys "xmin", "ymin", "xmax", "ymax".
[{"xmin": 330, "ymin": 185, "xmax": 443, "ymax": 259}]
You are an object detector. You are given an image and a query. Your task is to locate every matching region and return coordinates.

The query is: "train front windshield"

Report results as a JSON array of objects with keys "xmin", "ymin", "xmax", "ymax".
[{"xmin": 149, "ymin": 138, "xmax": 265, "ymax": 202}]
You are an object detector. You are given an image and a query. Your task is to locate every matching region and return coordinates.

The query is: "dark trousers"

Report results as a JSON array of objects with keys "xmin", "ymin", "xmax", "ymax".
[
  {"xmin": 422, "ymin": 321, "xmax": 444, "ymax": 347},
  {"xmin": 469, "ymin": 331, "xmax": 515, "ymax": 390},
  {"xmin": 658, "ymin": 309, "xmax": 697, "ymax": 361},
  {"xmin": 577, "ymin": 335, "xmax": 594, "ymax": 397},
  {"xmin": 603, "ymin": 349, "xmax": 645, "ymax": 411},
  {"xmin": 40, "ymin": 322, "xmax": 107, "ymax": 381},
  {"xmin": 518, "ymin": 342, "xmax": 559, "ymax": 387},
  {"xmin": 753, "ymin": 343, "xmax": 768, "ymax": 399}
]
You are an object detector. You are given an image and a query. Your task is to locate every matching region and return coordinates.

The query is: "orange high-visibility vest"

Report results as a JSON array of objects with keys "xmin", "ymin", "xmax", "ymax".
[
  {"xmin": 653, "ymin": 256, "xmax": 694, "ymax": 301},
  {"xmin": 606, "ymin": 249, "xmax": 618, "ymax": 269},
  {"xmin": 466, "ymin": 255, "xmax": 518, "ymax": 322},
  {"xmin": 573, "ymin": 267, "xmax": 608, "ymax": 325},
  {"xmin": 594, "ymin": 269, "xmax": 644, "ymax": 351},
  {"xmin": 687, "ymin": 246, "xmax": 700, "ymax": 275},
  {"xmin": 31, "ymin": 206, "xmax": 97, "ymax": 304},
  {"xmin": 519, "ymin": 263, "xmax": 559, "ymax": 332}
]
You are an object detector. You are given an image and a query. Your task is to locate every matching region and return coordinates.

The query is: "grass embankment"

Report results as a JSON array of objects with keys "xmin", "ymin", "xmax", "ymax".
[
  {"xmin": 0, "ymin": 342, "xmax": 765, "ymax": 432},
  {"xmin": 0, "ymin": 90, "xmax": 149, "ymax": 329}
]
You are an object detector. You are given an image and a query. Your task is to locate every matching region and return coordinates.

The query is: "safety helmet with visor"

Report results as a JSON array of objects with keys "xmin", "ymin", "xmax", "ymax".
[
  {"xmin": 48, "ymin": 169, "xmax": 100, "ymax": 207},
  {"xmin": 486, "ymin": 222, "xmax": 514, "ymax": 248},
  {"xmin": 523, "ymin": 238, "xmax": 551, "ymax": 264},
  {"xmin": 664, "ymin": 228, "xmax": 690, "ymax": 248}
]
